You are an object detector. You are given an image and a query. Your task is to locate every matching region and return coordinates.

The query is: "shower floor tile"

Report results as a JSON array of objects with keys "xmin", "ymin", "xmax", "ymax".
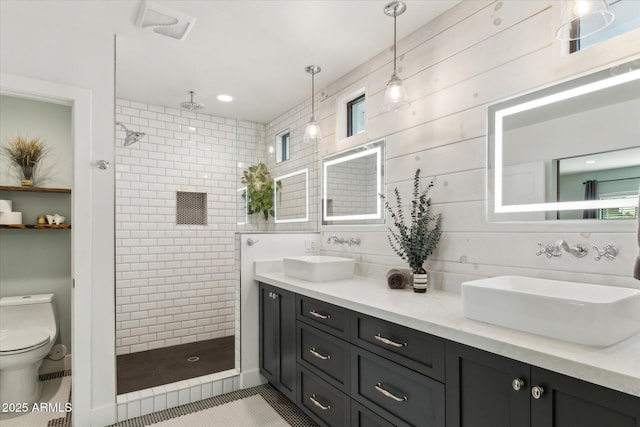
[{"xmin": 117, "ymin": 336, "xmax": 235, "ymax": 394}]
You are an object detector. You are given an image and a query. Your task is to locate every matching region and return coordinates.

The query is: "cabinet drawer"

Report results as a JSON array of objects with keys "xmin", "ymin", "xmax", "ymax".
[
  {"xmin": 351, "ymin": 401, "xmax": 399, "ymax": 427},
  {"xmin": 298, "ymin": 365, "xmax": 351, "ymax": 427},
  {"xmin": 298, "ymin": 322, "xmax": 351, "ymax": 392},
  {"xmin": 297, "ymin": 295, "xmax": 350, "ymax": 339},
  {"xmin": 353, "ymin": 313, "xmax": 445, "ymax": 381},
  {"xmin": 351, "ymin": 346, "xmax": 445, "ymax": 427}
]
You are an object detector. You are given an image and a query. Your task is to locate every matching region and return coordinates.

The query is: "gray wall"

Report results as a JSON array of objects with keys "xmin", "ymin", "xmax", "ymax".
[{"xmin": 0, "ymin": 95, "xmax": 72, "ymax": 351}]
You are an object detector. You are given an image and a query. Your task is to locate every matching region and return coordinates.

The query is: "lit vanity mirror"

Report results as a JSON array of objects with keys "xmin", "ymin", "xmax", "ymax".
[
  {"xmin": 274, "ymin": 168, "xmax": 309, "ymax": 223},
  {"xmin": 488, "ymin": 58, "xmax": 640, "ymax": 221},
  {"xmin": 322, "ymin": 140, "xmax": 385, "ymax": 225}
]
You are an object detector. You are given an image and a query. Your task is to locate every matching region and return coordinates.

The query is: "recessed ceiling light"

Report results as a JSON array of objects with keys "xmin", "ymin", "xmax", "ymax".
[
  {"xmin": 585, "ymin": 160, "xmax": 597, "ymax": 164},
  {"xmin": 217, "ymin": 94, "xmax": 233, "ymax": 102}
]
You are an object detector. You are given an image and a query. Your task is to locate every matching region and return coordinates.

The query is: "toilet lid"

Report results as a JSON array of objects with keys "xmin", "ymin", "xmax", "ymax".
[{"xmin": 0, "ymin": 330, "xmax": 50, "ymax": 353}]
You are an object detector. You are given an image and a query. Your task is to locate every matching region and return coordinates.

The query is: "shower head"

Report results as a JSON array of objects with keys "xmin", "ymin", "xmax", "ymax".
[
  {"xmin": 180, "ymin": 90, "xmax": 204, "ymax": 111},
  {"xmin": 116, "ymin": 122, "xmax": 145, "ymax": 146}
]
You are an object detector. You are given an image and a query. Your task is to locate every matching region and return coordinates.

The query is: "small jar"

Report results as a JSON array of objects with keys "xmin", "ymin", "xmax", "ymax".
[{"xmin": 37, "ymin": 215, "xmax": 47, "ymax": 224}]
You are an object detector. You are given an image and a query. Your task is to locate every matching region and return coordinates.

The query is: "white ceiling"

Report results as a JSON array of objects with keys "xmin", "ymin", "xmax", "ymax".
[{"xmin": 115, "ymin": 0, "xmax": 461, "ymax": 123}]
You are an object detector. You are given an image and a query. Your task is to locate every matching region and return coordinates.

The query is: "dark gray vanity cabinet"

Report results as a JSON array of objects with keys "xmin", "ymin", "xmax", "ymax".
[
  {"xmin": 259, "ymin": 283, "xmax": 296, "ymax": 401},
  {"xmin": 259, "ymin": 282, "xmax": 640, "ymax": 427},
  {"xmin": 446, "ymin": 341, "xmax": 640, "ymax": 427}
]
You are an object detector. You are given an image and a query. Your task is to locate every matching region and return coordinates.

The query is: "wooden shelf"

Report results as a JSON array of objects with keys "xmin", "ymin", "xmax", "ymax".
[
  {"xmin": 0, "ymin": 224, "xmax": 71, "ymax": 229},
  {"xmin": 0, "ymin": 185, "xmax": 71, "ymax": 194}
]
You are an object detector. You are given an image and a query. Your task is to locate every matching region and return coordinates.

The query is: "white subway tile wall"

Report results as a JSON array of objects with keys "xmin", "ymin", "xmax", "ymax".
[
  {"xmin": 115, "ymin": 99, "xmax": 263, "ymax": 355},
  {"xmin": 263, "ymin": 98, "xmax": 319, "ymax": 232}
]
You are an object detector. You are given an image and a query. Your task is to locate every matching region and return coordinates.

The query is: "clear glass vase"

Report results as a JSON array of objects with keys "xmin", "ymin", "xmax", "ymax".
[{"xmin": 20, "ymin": 165, "xmax": 34, "ymax": 186}]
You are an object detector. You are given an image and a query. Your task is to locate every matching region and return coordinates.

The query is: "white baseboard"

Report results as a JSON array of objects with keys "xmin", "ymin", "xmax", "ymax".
[
  {"xmin": 91, "ymin": 403, "xmax": 117, "ymax": 426},
  {"xmin": 239, "ymin": 369, "xmax": 267, "ymax": 389}
]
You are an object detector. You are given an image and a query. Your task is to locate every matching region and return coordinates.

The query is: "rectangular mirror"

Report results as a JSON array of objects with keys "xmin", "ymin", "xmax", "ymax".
[
  {"xmin": 274, "ymin": 168, "xmax": 308, "ymax": 224},
  {"xmin": 488, "ymin": 58, "xmax": 640, "ymax": 221},
  {"xmin": 322, "ymin": 140, "xmax": 385, "ymax": 225}
]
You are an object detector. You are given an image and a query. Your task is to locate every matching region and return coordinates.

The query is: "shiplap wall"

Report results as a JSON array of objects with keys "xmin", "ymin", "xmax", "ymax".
[{"xmin": 296, "ymin": 0, "xmax": 640, "ymax": 291}]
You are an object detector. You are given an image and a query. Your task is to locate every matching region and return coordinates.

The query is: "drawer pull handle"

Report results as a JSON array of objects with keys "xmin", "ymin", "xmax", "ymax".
[
  {"xmin": 375, "ymin": 383, "xmax": 408, "ymax": 402},
  {"xmin": 309, "ymin": 347, "xmax": 331, "ymax": 360},
  {"xmin": 309, "ymin": 310, "xmax": 331, "ymax": 320},
  {"xmin": 309, "ymin": 394, "xmax": 331, "ymax": 411},
  {"xmin": 374, "ymin": 334, "xmax": 407, "ymax": 348}
]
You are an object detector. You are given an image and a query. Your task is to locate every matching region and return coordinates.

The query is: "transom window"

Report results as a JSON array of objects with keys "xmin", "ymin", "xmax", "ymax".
[{"xmin": 275, "ymin": 129, "xmax": 290, "ymax": 163}]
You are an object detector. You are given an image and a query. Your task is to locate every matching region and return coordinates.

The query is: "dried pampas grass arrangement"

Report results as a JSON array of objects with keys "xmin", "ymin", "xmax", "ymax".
[{"xmin": 2, "ymin": 136, "xmax": 47, "ymax": 186}]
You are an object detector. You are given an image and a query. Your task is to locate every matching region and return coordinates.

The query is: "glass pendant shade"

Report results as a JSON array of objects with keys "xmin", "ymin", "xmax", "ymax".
[
  {"xmin": 555, "ymin": 0, "xmax": 614, "ymax": 41},
  {"xmin": 303, "ymin": 118, "xmax": 322, "ymax": 144},
  {"xmin": 303, "ymin": 65, "xmax": 322, "ymax": 144},
  {"xmin": 383, "ymin": 1, "xmax": 410, "ymax": 113},
  {"xmin": 384, "ymin": 73, "xmax": 410, "ymax": 112}
]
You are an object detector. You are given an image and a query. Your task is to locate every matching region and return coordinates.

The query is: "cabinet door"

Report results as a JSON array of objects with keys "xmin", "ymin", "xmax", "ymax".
[
  {"xmin": 258, "ymin": 283, "xmax": 296, "ymax": 401},
  {"xmin": 446, "ymin": 341, "xmax": 530, "ymax": 427},
  {"xmin": 531, "ymin": 367, "xmax": 640, "ymax": 427},
  {"xmin": 259, "ymin": 284, "xmax": 278, "ymax": 383},
  {"xmin": 277, "ymin": 287, "xmax": 296, "ymax": 401}
]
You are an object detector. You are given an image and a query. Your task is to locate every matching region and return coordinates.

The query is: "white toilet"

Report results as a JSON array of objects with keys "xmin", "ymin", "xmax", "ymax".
[{"xmin": 0, "ymin": 294, "xmax": 58, "ymax": 405}]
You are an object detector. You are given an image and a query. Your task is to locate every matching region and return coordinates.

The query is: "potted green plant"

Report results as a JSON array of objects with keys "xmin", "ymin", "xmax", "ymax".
[
  {"xmin": 2, "ymin": 136, "xmax": 47, "ymax": 186},
  {"xmin": 241, "ymin": 162, "xmax": 282, "ymax": 221},
  {"xmin": 380, "ymin": 168, "xmax": 442, "ymax": 293}
]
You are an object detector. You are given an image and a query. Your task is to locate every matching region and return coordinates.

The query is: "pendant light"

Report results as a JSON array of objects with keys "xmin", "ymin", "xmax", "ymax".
[
  {"xmin": 555, "ymin": 0, "xmax": 614, "ymax": 41},
  {"xmin": 383, "ymin": 1, "xmax": 410, "ymax": 112},
  {"xmin": 303, "ymin": 65, "xmax": 322, "ymax": 144}
]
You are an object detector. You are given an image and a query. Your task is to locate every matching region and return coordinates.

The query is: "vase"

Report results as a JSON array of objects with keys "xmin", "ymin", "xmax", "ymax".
[
  {"xmin": 20, "ymin": 165, "xmax": 34, "ymax": 186},
  {"xmin": 412, "ymin": 267, "xmax": 428, "ymax": 293}
]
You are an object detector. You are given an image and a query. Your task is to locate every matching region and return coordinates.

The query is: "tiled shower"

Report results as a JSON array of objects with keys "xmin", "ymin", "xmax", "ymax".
[{"xmin": 114, "ymin": 98, "xmax": 264, "ymax": 391}]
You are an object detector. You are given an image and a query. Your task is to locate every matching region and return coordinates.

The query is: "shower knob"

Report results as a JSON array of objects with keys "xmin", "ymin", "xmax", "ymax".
[{"xmin": 96, "ymin": 160, "xmax": 110, "ymax": 170}]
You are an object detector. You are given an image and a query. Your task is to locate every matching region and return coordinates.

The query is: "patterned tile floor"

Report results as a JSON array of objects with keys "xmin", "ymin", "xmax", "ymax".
[
  {"xmin": 111, "ymin": 383, "xmax": 318, "ymax": 427},
  {"xmin": 3, "ymin": 370, "xmax": 317, "ymax": 427},
  {"xmin": 0, "ymin": 370, "xmax": 72, "ymax": 427}
]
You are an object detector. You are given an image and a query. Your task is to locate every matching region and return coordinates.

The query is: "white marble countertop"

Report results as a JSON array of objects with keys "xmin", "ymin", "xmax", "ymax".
[{"xmin": 255, "ymin": 271, "xmax": 640, "ymax": 397}]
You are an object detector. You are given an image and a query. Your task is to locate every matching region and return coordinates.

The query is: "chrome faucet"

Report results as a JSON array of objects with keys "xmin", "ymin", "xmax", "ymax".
[
  {"xmin": 536, "ymin": 240, "xmax": 588, "ymax": 258},
  {"xmin": 327, "ymin": 235, "xmax": 340, "ymax": 245},
  {"xmin": 554, "ymin": 239, "xmax": 588, "ymax": 257}
]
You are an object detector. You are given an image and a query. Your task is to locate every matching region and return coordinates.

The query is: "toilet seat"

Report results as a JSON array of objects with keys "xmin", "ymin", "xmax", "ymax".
[{"xmin": 0, "ymin": 330, "xmax": 50, "ymax": 355}]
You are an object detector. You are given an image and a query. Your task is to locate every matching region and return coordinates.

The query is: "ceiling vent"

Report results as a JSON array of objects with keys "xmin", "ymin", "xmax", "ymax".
[{"xmin": 135, "ymin": 0, "xmax": 196, "ymax": 41}]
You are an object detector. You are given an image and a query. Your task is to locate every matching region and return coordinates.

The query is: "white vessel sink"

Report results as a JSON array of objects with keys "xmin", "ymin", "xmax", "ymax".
[
  {"xmin": 462, "ymin": 276, "xmax": 640, "ymax": 346},
  {"xmin": 283, "ymin": 256, "xmax": 355, "ymax": 282}
]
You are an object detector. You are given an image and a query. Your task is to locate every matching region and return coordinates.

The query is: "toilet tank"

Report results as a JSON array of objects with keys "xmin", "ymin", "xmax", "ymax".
[{"xmin": 0, "ymin": 294, "xmax": 57, "ymax": 338}]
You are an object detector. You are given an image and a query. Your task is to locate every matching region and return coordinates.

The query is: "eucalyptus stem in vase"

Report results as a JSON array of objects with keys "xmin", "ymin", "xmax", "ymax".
[{"xmin": 380, "ymin": 169, "xmax": 442, "ymax": 293}]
